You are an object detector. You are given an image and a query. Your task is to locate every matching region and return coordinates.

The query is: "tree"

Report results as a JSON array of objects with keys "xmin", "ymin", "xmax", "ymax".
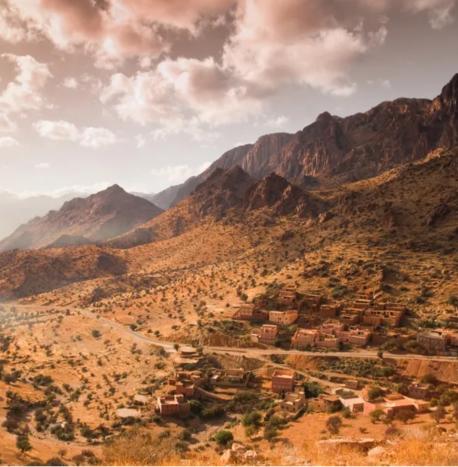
[
  {"xmin": 16, "ymin": 432, "xmax": 31, "ymax": 454},
  {"xmin": 431, "ymin": 405, "xmax": 446, "ymax": 423},
  {"xmin": 326, "ymin": 415, "xmax": 342, "ymax": 434},
  {"xmin": 303, "ymin": 381, "xmax": 323, "ymax": 398},
  {"xmin": 394, "ymin": 407, "xmax": 416, "ymax": 424},
  {"xmin": 214, "ymin": 430, "xmax": 233, "ymax": 447},
  {"xmin": 370, "ymin": 409, "xmax": 384, "ymax": 424},
  {"xmin": 367, "ymin": 386, "xmax": 384, "ymax": 402}
]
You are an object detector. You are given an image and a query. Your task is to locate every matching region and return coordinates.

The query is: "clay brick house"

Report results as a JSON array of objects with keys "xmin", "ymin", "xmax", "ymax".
[
  {"xmin": 269, "ymin": 309, "xmax": 299, "ymax": 326},
  {"xmin": 291, "ymin": 328, "xmax": 319, "ymax": 349},
  {"xmin": 157, "ymin": 394, "xmax": 190, "ymax": 417},
  {"xmin": 339, "ymin": 327, "xmax": 372, "ymax": 346},
  {"xmin": 271, "ymin": 369, "xmax": 295, "ymax": 394},
  {"xmin": 417, "ymin": 331, "xmax": 448, "ymax": 353},
  {"xmin": 252, "ymin": 309, "xmax": 269, "ymax": 323},
  {"xmin": 281, "ymin": 392, "xmax": 306, "ymax": 412},
  {"xmin": 317, "ymin": 333, "xmax": 340, "ymax": 349},
  {"xmin": 232, "ymin": 303, "xmax": 255, "ymax": 320},
  {"xmin": 362, "ymin": 309, "xmax": 404, "ymax": 327},
  {"xmin": 320, "ymin": 303, "xmax": 340, "ymax": 318},
  {"xmin": 339, "ymin": 395, "xmax": 365, "ymax": 413},
  {"xmin": 252, "ymin": 324, "xmax": 278, "ymax": 345},
  {"xmin": 340, "ymin": 309, "xmax": 361, "ymax": 325},
  {"xmin": 277, "ymin": 286, "xmax": 297, "ymax": 307},
  {"xmin": 210, "ymin": 369, "xmax": 250, "ymax": 387},
  {"xmin": 301, "ymin": 293, "xmax": 322, "ymax": 311},
  {"xmin": 320, "ymin": 320, "xmax": 345, "ymax": 335}
]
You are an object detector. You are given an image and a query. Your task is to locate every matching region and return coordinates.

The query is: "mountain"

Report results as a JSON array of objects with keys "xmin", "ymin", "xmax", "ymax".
[
  {"xmin": 0, "ymin": 191, "xmax": 79, "ymax": 239},
  {"xmin": 0, "ymin": 185, "xmax": 163, "ymax": 251},
  {"xmin": 109, "ymin": 166, "xmax": 325, "ymax": 249},
  {"xmin": 153, "ymin": 74, "xmax": 458, "ymax": 207}
]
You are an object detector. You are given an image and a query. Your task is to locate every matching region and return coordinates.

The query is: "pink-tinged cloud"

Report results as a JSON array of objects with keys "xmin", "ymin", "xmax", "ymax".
[{"xmin": 0, "ymin": 54, "xmax": 52, "ymax": 115}]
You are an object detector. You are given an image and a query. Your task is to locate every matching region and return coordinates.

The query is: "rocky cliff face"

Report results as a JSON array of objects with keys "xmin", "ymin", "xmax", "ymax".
[
  {"xmin": 153, "ymin": 73, "xmax": 458, "ymax": 205},
  {"xmin": 0, "ymin": 185, "xmax": 163, "ymax": 251}
]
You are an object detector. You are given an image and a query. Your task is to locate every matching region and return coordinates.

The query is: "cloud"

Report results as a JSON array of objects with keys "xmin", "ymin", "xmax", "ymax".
[
  {"xmin": 405, "ymin": 0, "xmax": 456, "ymax": 29},
  {"xmin": 221, "ymin": 0, "xmax": 386, "ymax": 97},
  {"xmin": 0, "ymin": 113, "xmax": 17, "ymax": 133},
  {"xmin": 34, "ymin": 119, "xmax": 119, "ymax": 148},
  {"xmin": 80, "ymin": 127, "xmax": 118, "ymax": 148},
  {"xmin": 0, "ymin": 136, "xmax": 19, "ymax": 147},
  {"xmin": 0, "ymin": 54, "xmax": 52, "ymax": 115},
  {"xmin": 34, "ymin": 119, "xmax": 79, "ymax": 141},
  {"xmin": 151, "ymin": 161, "xmax": 211, "ymax": 185},
  {"xmin": 0, "ymin": 0, "xmax": 234, "ymax": 68},
  {"xmin": 100, "ymin": 57, "xmax": 262, "ymax": 130},
  {"xmin": 63, "ymin": 77, "xmax": 78, "ymax": 89}
]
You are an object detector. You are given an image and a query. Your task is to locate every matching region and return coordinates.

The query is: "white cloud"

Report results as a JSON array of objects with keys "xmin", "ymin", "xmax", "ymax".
[
  {"xmin": 0, "ymin": 136, "xmax": 19, "ymax": 147},
  {"xmin": 151, "ymin": 161, "xmax": 211, "ymax": 185},
  {"xmin": 0, "ymin": 113, "xmax": 17, "ymax": 132},
  {"xmin": 33, "ymin": 119, "xmax": 118, "ymax": 149},
  {"xmin": 406, "ymin": 0, "xmax": 456, "ymax": 29},
  {"xmin": 63, "ymin": 77, "xmax": 78, "ymax": 89},
  {"xmin": 80, "ymin": 127, "xmax": 118, "ymax": 148},
  {"xmin": 34, "ymin": 120, "xmax": 79, "ymax": 141},
  {"xmin": 0, "ymin": 54, "xmax": 52, "ymax": 115}
]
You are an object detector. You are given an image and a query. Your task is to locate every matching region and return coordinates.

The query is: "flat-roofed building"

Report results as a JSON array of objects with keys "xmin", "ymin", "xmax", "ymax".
[
  {"xmin": 232, "ymin": 303, "xmax": 255, "ymax": 320},
  {"xmin": 417, "ymin": 331, "xmax": 448, "ymax": 353},
  {"xmin": 269, "ymin": 309, "xmax": 299, "ymax": 326},
  {"xmin": 291, "ymin": 328, "xmax": 319, "ymax": 349},
  {"xmin": 157, "ymin": 394, "xmax": 190, "ymax": 417},
  {"xmin": 272, "ymin": 369, "xmax": 295, "ymax": 394}
]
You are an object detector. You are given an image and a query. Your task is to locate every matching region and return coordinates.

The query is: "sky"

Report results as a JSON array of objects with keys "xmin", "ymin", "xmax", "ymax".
[{"xmin": 0, "ymin": 0, "xmax": 457, "ymax": 197}]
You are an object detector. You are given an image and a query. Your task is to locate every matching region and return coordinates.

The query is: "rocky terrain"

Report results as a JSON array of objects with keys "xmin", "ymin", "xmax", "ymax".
[
  {"xmin": 0, "ymin": 75, "xmax": 458, "ymax": 467},
  {"xmin": 153, "ymin": 73, "xmax": 458, "ymax": 208}
]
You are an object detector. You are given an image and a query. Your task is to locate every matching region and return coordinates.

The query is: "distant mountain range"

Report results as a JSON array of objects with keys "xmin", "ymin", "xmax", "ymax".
[
  {"xmin": 0, "ymin": 185, "xmax": 162, "ymax": 251},
  {"xmin": 1, "ymin": 73, "xmax": 457, "ymax": 255},
  {"xmin": 150, "ymin": 73, "xmax": 458, "ymax": 208}
]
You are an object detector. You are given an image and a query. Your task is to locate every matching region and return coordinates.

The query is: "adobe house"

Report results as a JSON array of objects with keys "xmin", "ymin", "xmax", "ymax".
[
  {"xmin": 277, "ymin": 287, "xmax": 297, "ymax": 307},
  {"xmin": 301, "ymin": 293, "xmax": 323, "ymax": 311},
  {"xmin": 259, "ymin": 324, "xmax": 279, "ymax": 344},
  {"xmin": 210, "ymin": 368, "xmax": 251, "ymax": 387},
  {"xmin": 338, "ymin": 327, "xmax": 372, "ymax": 346},
  {"xmin": 316, "ymin": 333, "xmax": 341, "ymax": 350},
  {"xmin": 156, "ymin": 394, "xmax": 190, "ymax": 417},
  {"xmin": 281, "ymin": 392, "xmax": 306, "ymax": 412},
  {"xmin": 339, "ymin": 395, "xmax": 365, "ymax": 413},
  {"xmin": 271, "ymin": 368, "xmax": 295, "ymax": 394},
  {"xmin": 232, "ymin": 303, "xmax": 255, "ymax": 320},
  {"xmin": 319, "ymin": 303, "xmax": 340, "ymax": 318},
  {"xmin": 320, "ymin": 320, "xmax": 345, "ymax": 335},
  {"xmin": 417, "ymin": 330, "xmax": 448, "ymax": 353},
  {"xmin": 362, "ymin": 308, "xmax": 404, "ymax": 327},
  {"xmin": 291, "ymin": 328, "xmax": 319, "ymax": 349},
  {"xmin": 339, "ymin": 309, "xmax": 361, "ymax": 325},
  {"xmin": 269, "ymin": 309, "xmax": 299, "ymax": 326}
]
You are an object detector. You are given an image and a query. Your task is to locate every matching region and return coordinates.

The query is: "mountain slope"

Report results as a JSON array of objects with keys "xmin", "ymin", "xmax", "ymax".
[
  {"xmin": 0, "ymin": 191, "xmax": 79, "ymax": 239},
  {"xmin": 0, "ymin": 185, "xmax": 163, "ymax": 251},
  {"xmin": 110, "ymin": 166, "xmax": 325, "ymax": 249},
  {"xmin": 153, "ymin": 73, "xmax": 458, "ymax": 206}
]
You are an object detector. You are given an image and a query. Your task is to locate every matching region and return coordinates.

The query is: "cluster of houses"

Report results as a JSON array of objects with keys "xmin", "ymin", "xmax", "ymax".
[
  {"xmin": 234, "ymin": 288, "xmax": 408, "ymax": 350},
  {"xmin": 155, "ymin": 347, "xmax": 253, "ymax": 417},
  {"xmin": 269, "ymin": 367, "xmax": 432, "ymax": 419}
]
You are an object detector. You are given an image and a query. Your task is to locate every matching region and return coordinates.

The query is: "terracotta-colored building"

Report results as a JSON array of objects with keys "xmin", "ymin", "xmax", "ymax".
[
  {"xmin": 291, "ymin": 328, "xmax": 319, "ymax": 348},
  {"xmin": 251, "ymin": 324, "xmax": 278, "ymax": 345},
  {"xmin": 269, "ymin": 309, "xmax": 299, "ymax": 326},
  {"xmin": 157, "ymin": 394, "xmax": 190, "ymax": 417},
  {"xmin": 271, "ymin": 369, "xmax": 295, "ymax": 394},
  {"xmin": 232, "ymin": 303, "xmax": 255, "ymax": 320}
]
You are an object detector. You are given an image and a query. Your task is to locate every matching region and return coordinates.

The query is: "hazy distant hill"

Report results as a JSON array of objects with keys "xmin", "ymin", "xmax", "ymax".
[{"xmin": 0, "ymin": 185, "xmax": 162, "ymax": 251}]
